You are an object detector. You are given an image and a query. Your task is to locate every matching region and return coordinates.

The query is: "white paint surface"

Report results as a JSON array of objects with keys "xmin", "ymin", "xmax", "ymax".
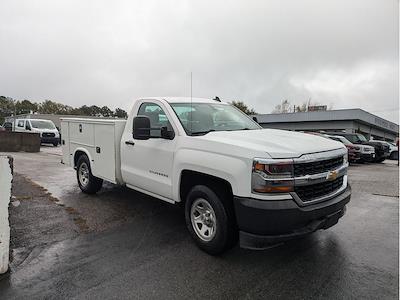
[{"xmin": 0, "ymin": 156, "xmax": 12, "ymax": 274}]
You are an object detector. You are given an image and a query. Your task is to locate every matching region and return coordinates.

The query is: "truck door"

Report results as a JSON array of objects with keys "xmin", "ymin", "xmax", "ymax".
[{"xmin": 121, "ymin": 101, "xmax": 177, "ymax": 200}]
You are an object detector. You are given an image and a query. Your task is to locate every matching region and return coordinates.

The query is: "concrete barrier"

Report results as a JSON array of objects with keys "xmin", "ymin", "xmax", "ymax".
[
  {"xmin": 0, "ymin": 131, "xmax": 40, "ymax": 152},
  {"xmin": 0, "ymin": 156, "xmax": 12, "ymax": 274}
]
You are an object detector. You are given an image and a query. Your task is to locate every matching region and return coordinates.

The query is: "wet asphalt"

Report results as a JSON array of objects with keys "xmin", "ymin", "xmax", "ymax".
[{"xmin": 0, "ymin": 147, "xmax": 398, "ymax": 299}]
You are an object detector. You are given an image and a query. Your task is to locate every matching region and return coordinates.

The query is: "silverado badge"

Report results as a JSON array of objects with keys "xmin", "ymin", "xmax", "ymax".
[{"xmin": 326, "ymin": 170, "xmax": 338, "ymax": 181}]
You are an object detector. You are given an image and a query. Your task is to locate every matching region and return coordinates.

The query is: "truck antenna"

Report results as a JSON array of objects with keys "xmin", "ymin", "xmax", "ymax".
[{"xmin": 190, "ymin": 72, "xmax": 193, "ymax": 135}]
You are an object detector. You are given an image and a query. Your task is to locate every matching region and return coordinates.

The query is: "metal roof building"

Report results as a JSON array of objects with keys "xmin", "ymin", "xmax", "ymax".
[{"xmin": 254, "ymin": 109, "xmax": 399, "ymax": 142}]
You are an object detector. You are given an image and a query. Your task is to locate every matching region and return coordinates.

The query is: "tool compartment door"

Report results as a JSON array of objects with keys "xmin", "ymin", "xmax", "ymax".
[
  {"xmin": 92, "ymin": 123, "xmax": 116, "ymax": 183},
  {"xmin": 60, "ymin": 121, "xmax": 70, "ymax": 165}
]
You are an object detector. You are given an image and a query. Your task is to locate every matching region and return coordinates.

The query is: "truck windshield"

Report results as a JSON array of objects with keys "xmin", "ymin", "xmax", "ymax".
[
  {"xmin": 332, "ymin": 137, "xmax": 351, "ymax": 146},
  {"xmin": 345, "ymin": 134, "xmax": 367, "ymax": 144},
  {"xmin": 30, "ymin": 120, "xmax": 56, "ymax": 129},
  {"xmin": 170, "ymin": 103, "xmax": 261, "ymax": 135}
]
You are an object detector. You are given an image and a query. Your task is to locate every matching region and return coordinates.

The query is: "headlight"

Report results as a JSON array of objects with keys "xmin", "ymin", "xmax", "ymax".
[
  {"xmin": 343, "ymin": 153, "xmax": 348, "ymax": 164},
  {"xmin": 252, "ymin": 159, "xmax": 294, "ymax": 193}
]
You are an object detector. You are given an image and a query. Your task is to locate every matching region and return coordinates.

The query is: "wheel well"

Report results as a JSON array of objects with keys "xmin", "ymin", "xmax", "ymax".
[
  {"xmin": 74, "ymin": 150, "xmax": 87, "ymax": 167},
  {"xmin": 179, "ymin": 170, "xmax": 233, "ymax": 203}
]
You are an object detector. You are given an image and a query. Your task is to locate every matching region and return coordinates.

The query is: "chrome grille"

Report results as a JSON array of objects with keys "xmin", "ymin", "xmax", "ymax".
[
  {"xmin": 294, "ymin": 156, "xmax": 343, "ymax": 177},
  {"xmin": 42, "ymin": 132, "xmax": 55, "ymax": 137},
  {"xmin": 295, "ymin": 176, "xmax": 344, "ymax": 202}
]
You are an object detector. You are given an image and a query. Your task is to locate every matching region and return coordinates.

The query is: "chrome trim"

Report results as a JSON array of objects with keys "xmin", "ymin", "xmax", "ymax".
[
  {"xmin": 294, "ymin": 164, "xmax": 348, "ymax": 186},
  {"xmin": 291, "ymin": 175, "xmax": 348, "ymax": 206},
  {"xmin": 253, "ymin": 163, "xmax": 348, "ymax": 185},
  {"xmin": 249, "ymin": 193, "xmax": 293, "ymax": 200},
  {"xmin": 253, "ymin": 158, "xmax": 294, "ymax": 165},
  {"xmin": 293, "ymin": 148, "xmax": 347, "ymax": 163}
]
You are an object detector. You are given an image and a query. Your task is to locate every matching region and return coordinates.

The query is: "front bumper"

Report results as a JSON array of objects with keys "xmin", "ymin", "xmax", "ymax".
[
  {"xmin": 40, "ymin": 136, "xmax": 59, "ymax": 144},
  {"xmin": 234, "ymin": 185, "xmax": 351, "ymax": 250},
  {"xmin": 361, "ymin": 153, "xmax": 375, "ymax": 161}
]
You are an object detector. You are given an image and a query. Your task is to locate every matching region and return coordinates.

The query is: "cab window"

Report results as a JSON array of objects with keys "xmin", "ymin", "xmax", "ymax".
[
  {"xmin": 137, "ymin": 102, "xmax": 173, "ymax": 138},
  {"xmin": 17, "ymin": 120, "xmax": 24, "ymax": 127}
]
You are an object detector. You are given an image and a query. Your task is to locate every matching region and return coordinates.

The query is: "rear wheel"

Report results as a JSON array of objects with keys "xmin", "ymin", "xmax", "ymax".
[
  {"xmin": 76, "ymin": 155, "xmax": 103, "ymax": 194},
  {"xmin": 185, "ymin": 185, "xmax": 237, "ymax": 255}
]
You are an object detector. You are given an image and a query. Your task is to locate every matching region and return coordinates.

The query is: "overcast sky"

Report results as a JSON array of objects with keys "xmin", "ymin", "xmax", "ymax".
[{"xmin": 0, "ymin": 0, "xmax": 398, "ymax": 123}]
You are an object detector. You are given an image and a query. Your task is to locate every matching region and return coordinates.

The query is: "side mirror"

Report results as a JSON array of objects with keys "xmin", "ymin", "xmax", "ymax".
[
  {"xmin": 133, "ymin": 116, "xmax": 150, "ymax": 140},
  {"xmin": 26, "ymin": 124, "xmax": 31, "ymax": 130},
  {"xmin": 252, "ymin": 116, "xmax": 258, "ymax": 123},
  {"xmin": 161, "ymin": 126, "xmax": 175, "ymax": 140}
]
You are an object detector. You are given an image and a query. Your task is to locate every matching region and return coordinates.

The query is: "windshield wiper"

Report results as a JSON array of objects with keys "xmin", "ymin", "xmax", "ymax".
[
  {"xmin": 191, "ymin": 129, "xmax": 216, "ymax": 136},
  {"xmin": 191, "ymin": 127, "xmax": 255, "ymax": 135},
  {"xmin": 226, "ymin": 128, "xmax": 252, "ymax": 131}
]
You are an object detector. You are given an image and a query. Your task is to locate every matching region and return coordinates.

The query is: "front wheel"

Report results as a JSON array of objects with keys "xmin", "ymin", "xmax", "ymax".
[
  {"xmin": 185, "ymin": 185, "xmax": 237, "ymax": 255},
  {"xmin": 76, "ymin": 155, "xmax": 103, "ymax": 194}
]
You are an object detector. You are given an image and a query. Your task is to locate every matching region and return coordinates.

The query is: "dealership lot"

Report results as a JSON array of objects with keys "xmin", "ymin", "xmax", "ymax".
[{"xmin": 0, "ymin": 148, "xmax": 398, "ymax": 299}]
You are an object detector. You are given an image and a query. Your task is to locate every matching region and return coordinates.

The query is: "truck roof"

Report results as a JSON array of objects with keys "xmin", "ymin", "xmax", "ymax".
[
  {"xmin": 16, "ymin": 118, "xmax": 54, "ymax": 122},
  {"xmin": 150, "ymin": 97, "xmax": 227, "ymax": 104}
]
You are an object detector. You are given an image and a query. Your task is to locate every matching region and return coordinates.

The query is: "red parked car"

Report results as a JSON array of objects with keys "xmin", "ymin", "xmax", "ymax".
[{"xmin": 327, "ymin": 135, "xmax": 361, "ymax": 162}]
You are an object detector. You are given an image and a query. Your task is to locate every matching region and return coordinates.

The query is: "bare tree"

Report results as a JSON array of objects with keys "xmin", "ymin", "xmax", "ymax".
[{"xmin": 272, "ymin": 99, "xmax": 333, "ymax": 114}]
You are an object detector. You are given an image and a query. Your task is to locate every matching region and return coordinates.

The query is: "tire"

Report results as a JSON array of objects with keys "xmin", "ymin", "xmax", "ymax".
[
  {"xmin": 184, "ymin": 185, "xmax": 237, "ymax": 255},
  {"xmin": 76, "ymin": 155, "xmax": 103, "ymax": 194},
  {"xmin": 375, "ymin": 157, "xmax": 385, "ymax": 163}
]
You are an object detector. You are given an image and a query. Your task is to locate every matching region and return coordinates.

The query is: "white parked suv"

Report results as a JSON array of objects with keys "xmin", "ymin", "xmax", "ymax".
[
  {"xmin": 14, "ymin": 119, "xmax": 60, "ymax": 146},
  {"xmin": 370, "ymin": 140, "xmax": 398, "ymax": 160},
  {"xmin": 61, "ymin": 97, "xmax": 351, "ymax": 254}
]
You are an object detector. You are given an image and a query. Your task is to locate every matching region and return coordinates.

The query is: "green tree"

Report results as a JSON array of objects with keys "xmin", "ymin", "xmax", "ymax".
[
  {"xmin": 231, "ymin": 101, "xmax": 257, "ymax": 115},
  {"xmin": 0, "ymin": 95, "xmax": 128, "ymax": 122},
  {"xmin": 88, "ymin": 105, "xmax": 102, "ymax": 116},
  {"xmin": 114, "ymin": 108, "xmax": 128, "ymax": 118},
  {"xmin": 15, "ymin": 100, "xmax": 38, "ymax": 115},
  {"xmin": 0, "ymin": 96, "xmax": 15, "ymax": 123},
  {"xmin": 100, "ymin": 106, "xmax": 114, "ymax": 117},
  {"xmin": 39, "ymin": 100, "xmax": 61, "ymax": 114}
]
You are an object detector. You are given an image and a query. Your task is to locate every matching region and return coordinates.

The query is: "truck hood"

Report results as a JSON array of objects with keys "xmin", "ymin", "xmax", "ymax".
[{"xmin": 197, "ymin": 129, "xmax": 344, "ymax": 159}]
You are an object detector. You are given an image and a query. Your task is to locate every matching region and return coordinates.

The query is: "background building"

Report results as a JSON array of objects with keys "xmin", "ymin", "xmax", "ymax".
[{"xmin": 254, "ymin": 109, "xmax": 399, "ymax": 142}]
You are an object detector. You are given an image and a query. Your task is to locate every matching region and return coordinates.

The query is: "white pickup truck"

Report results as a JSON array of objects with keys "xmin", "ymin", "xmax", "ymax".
[{"xmin": 61, "ymin": 97, "xmax": 351, "ymax": 254}]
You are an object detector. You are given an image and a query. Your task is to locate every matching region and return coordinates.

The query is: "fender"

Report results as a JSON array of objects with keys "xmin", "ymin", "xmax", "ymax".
[
  {"xmin": 173, "ymin": 148, "xmax": 251, "ymax": 202},
  {"xmin": 72, "ymin": 147, "xmax": 94, "ymax": 169}
]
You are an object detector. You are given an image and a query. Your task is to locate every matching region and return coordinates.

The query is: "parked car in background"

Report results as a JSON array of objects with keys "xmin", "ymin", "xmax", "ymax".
[
  {"xmin": 357, "ymin": 144, "xmax": 376, "ymax": 162},
  {"xmin": 14, "ymin": 119, "xmax": 60, "ymax": 146},
  {"xmin": 327, "ymin": 135, "xmax": 361, "ymax": 163},
  {"xmin": 370, "ymin": 140, "xmax": 398, "ymax": 160},
  {"xmin": 368, "ymin": 140, "xmax": 390, "ymax": 162},
  {"xmin": 326, "ymin": 132, "xmax": 387, "ymax": 163}
]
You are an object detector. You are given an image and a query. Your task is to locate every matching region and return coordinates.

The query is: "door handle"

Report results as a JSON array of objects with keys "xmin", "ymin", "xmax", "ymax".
[{"xmin": 125, "ymin": 140, "xmax": 135, "ymax": 146}]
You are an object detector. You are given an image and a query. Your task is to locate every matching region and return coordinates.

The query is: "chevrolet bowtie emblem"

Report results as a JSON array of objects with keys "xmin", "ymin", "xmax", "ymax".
[{"xmin": 326, "ymin": 170, "xmax": 338, "ymax": 181}]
